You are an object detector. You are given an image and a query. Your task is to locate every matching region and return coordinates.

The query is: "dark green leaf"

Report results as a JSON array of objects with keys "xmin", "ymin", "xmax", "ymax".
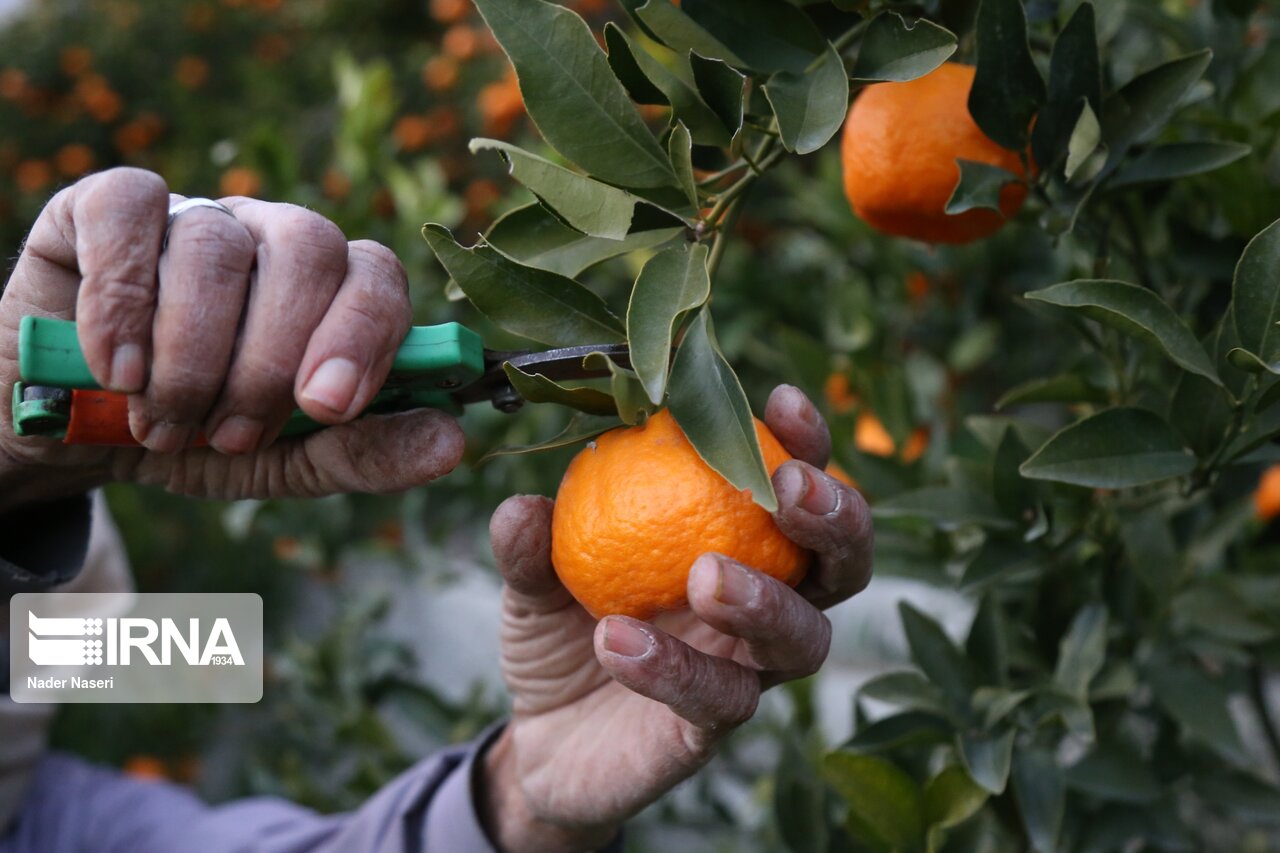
[
  {"xmin": 1021, "ymin": 407, "xmax": 1195, "ymax": 488},
  {"xmin": 846, "ymin": 711, "xmax": 955, "ymax": 753},
  {"xmin": 764, "ymin": 41, "xmax": 849, "ymax": 155},
  {"xmin": 1109, "ymin": 141, "xmax": 1252, "ymax": 188},
  {"xmin": 502, "ymin": 363, "xmax": 619, "ymax": 416},
  {"xmin": 1034, "ymin": 691, "xmax": 1095, "ymax": 742},
  {"xmin": 475, "ymin": 413, "xmax": 619, "ymax": 466},
  {"xmin": 875, "ymin": 487, "xmax": 1014, "ymax": 530},
  {"xmin": 631, "ymin": 0, "xmax": 745, "ymax": 66},
  {"xmin": 423, "ymin": 225, "xmax": 625, "ymax": 346},
  {"xmin": 668, "ymin": 309, "xmax": 777, "ymax": 510},
  {"xmin": 1053, "ymin": 604, "xmax": 1107, "ymax": 700},
  {"xmin": 1147, "ymin": 660, "xmax": 1245, "ymax": 760},
  {"xmin": 1102, "ymin": 49, "xmax": 1213, "ymax": 158},
  {"xmin": 969, "ymin": 0, "xmax": 1046, "ymax": 150},
  {"xmin": 1119, "ymin": 508, "xmax": 1182, "ymax": 599},
  {"xmin": 822, "ymin": 752, "xmax": 925, "ymax": 851},
  {"xmin": 1026, "ymin": 280, "xmax": 1221, "ymax": 384},
  {"xmin": 993, "ymin": 428, "xmax": 1035, "ymax": 519},
  {"xmin": 851, "ymin": 12, "xmax": 957, "ymax": 83},
  {"xmin": 859, "ymin": 671, "xmax": 952, "ymax": 718},
  {"xmin": 775, "ymin": 736, "xmax": 830, "ymax": 853},
  {"xmin": 689, "ymin": 53, "xmax": 746, "ymax": 140},
  {"xmin": 1171, "ymin": 580, "xmax": 1278, "ymax": 644},
  {"xmin": 1198, "ymin": 773, "xmax": 1280, "ymax": 826},
  {"xmin": 472, "ymin": 0, "xmax": 677, "ymax": 189},
  {"xmin": 1064, "ymin": 101, "xmax": 1105, "ymax": 183},
  {"xmin": 1064, "ymin": 742, "xmax": 1160, "ymax": 804},
  {"xmin": 924, "ymin": 765, "xmax": 988, "ymax": 830},
  {"xmin": 899, "ymin": 602, "xmax": 975, "ymax": 707},
  {"xmin": 1012, "ymin": 748, "xmax": 1065, "ymax": 853},
  {"xmin": 1226, "ymin": 401, "xmax": 1280, "ymax": 462},
  {"xmin": 682, "ymin": 0, "xmax": 828, "ymax": 74},
  {"xmin": 1031, "ymin": 2, "xmax": 1101, "ymax": 170},
  {"xmin": 1169, "ymin": 369, "xmax": 1234, "ymax": 458},
  {"xmin": 1227, "ymin": 347, "xmax": 1280, "ymax": 375},
  {"xmin": 603, "ymin": 20, "xmax": 667, "ymax": 105},
  {"xmin": 582, "ymin": 352, "xmax": 653, "ymax": 425},
  {"xmin": 1231, "ymin": 218, "xmax": 1280, "ymax": 370},
  {"xmin": 484, "ymin": 203, "xmax": 684, "ymax": 279},
  {"xmin": 946, "ymin": 160, "xmax": 1021, "ymax": 215},
  {"xmin": 668, "ymin": 123, "xmax": 700, "ymax": 209},
  {"xmin": 973, "ymin": 687, "xmax": 1031, "ymax": 729},
  {"xmin": 603, "ymin": 23, "xmax": 735, "ymax": 147},
  {"xmin": 958, "ymin": 728, "xmax": 1015, "ymax": 794},
  {"xmin": 966, "ymin": 595, "xmax": 1009, "ymax": 686},
  {"xmin": 995, "ymin": 373, "xmax": 1109, "ymax": 409},
  {"xmin": 1259, "ymin": 378, "xmax": 1280, "ymax": 414},
  {"xmin": 470, "ymin": 139, "xmax": 639, "ymax": 240},
  {"xmin": 627, "ymin": 243, "xmax": 710, "ymax": 405},
  {"xmin": 960, "ymin": 537, "xmax": 1041, "ymax": 591}
]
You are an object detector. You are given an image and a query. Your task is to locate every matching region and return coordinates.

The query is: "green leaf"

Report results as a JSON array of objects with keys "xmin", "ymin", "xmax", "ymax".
[
  {"xmin": 484, "ymin": 203, "xmax": 684, "ymax": 279},
  {"xmin": 1102, "ymin": 49, "xmax": 1213, "ymax": 158},
  {"xmin": 860, "ymin": 671, "xmax": 952, "ymax": 718},
  {"xmin": 1198, "ymin": 773, "xmax": 1280, "ymax": 826},
  {"xmin": 1063, "ymin": 101, "xmax": 1104, "ymax": 183},
  {"xmin": 668, "ymin": 123, "xmax": 700, "ymax": 210},
  {"xmin": 924, "ymin": 766, "xmax": 988, "ymax": 830},
  {"xmin": 472, "ymin": 0, "xmax": 677, "ymax": 189},
  {"xmin": 469, "ymin": 139, "xmax": 639, "ymax": 240},
  {"xmin": 423, "ymin": 224, "xmax": 624, "ymax": 347},
  {"xmin": 846, "ymin": 711, "xmax": 955, "ymax": 753},
  {"xmin": 899, "ymin": 602, "xmax": 975, "ymax": 708},
  {"xmin": 851, "ymin": 12, "xmax": 957, "ymax": 83},
  {"xmin": 1119, "ymin": 508, "xmax": 1182, "ymax": 600},
  {"xmin": 969, "ymin": 0, "xmax": 1046, "ymax": 151},
  {"xmin": 775, "ymin": 736, "xmax": 830, "ymax": 853},
  {"xmin": 1012, "ymin": 748, "xmax": 1065, "ymax": 853},
  {"xmin": 689, "ymin": 53, "xmax": 746, "ymax": 140},
  {"xmin": 1169, "ymin": 369, "xmax": 1235, "ymax": 457},
  {"xmin": 668, "ymin": 309, "xmax": 777, "ymax": 510},
  {"xmin": 958, "ymin": 728, "xmax": 1015, "ymax": 795},
  {"xmin": 945, "ymin": 160, "xmax": 1021, "ymax": 215},
  {"xmin": 1227, "ymin": 347, "xmax": 1280, "ymax": 375},
  {"xmin": 973, "ymin": 687, "xmax": 1031, "ymax": 729},
  {"xmin": 1064, "ymin": 742, "xmax": 1161, "ymax": 804},
  {"xmin": 1109, "ymin": 141, "xmax": 1252, "ymax": 188},
  {"xmin": 1034, "ymin": 691, "xmax": 1095, "ymax": 742},
  {"xmin": 822, "ymin": 752, "xmax": 925, "ymax": 852},
  {"xmin": 502, "ymin": 363, "xmax": 619, "ymax": 416},
  {"xmin": 681, "ymin": 0, "xmax": 828, "ymax": 74},
  {"xmin": 475, "ymin": 413, "xmax": 619, "ymax": 466},
  {"xmin": 1020, "ymin": 407, "xmax": 1195, "ymax": 488},
  {"xmin": 582, "ymin": 352, "xmax": 652, "ymax": 425},
  {"xmin": 1171, "ymin": 579, "xmax": 1278, "ymax": 645},
  {"xmin": 629, "ymin": 0, "xmax": 745, "ymax": 66},
  {"xmin": 1031, "ymin": 2, "xmax": 1101, "ymax": 171},
  {"xmin": 1231, "ymin": 218, "xmax": 1280, "ymax": 370},
  {"xmin": 764, "ymin": 41, "xmax": 849, "ymax": 155},
  {"xmin": 874, "ymin": 487, "xmax": 1014, "ymax": 530},
  {"xmin": 1026, "ymin": 279, "xmax": 1221, "ymax": 384},
  {"xmin": 1053, "ymin": 604, "xmax": 1107, "ymax": 700},
  {"xmin": 992, "ymin": 428, "xmax": 1035, "ymax": 519},
  {"xmin": 995, "ymin": 373, "xmax": 1109, "ymax": 409},
  {"xmin": 966, "ymin": 595, "xmax": 1009, "ymax": 687},
  {"xmin": 627, "ymin": 244, "xmax": 710, "ymax": 405},
  {"xmin": 603, "ymin": 24, "xmax": 734, "ymax": 147},
  {"xmin": 1147, "ymin": 660, "xmax": 1246, "ymax": 760}
]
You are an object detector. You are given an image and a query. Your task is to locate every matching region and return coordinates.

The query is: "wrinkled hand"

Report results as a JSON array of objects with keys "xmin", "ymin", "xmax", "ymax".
[
  {"xmin": 0, "ymin": 168, "xmax": 463, "ymax": 511},
  {"xmin": 482, "ymin": 386, "xmax": 873, "ymax": 852}
]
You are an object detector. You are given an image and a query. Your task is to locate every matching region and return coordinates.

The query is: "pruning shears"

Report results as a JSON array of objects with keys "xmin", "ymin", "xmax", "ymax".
[{"xmin": 12, "ymin": 316, "xmax": 629, "ymax": 446}]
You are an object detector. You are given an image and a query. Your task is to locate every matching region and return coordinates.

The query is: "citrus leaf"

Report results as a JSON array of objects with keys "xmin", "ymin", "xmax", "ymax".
[
  {"xmin": 689, "ymin": 53, "xmax": 745, "ymax": 140},
  {"xmin": 1109, "ymin": 141, "xmax": 1252, "ymax": 188},
  {"xmin": 1026, "ymin": 279, "xmax": 1221, "ymax": 385},
  {"xmin": 874, "ymin": 487, "xmax": 1014, "ymax": 530},
  {"xmin": 859, "ymin": 671, "xmax": 952, "ymax": 718},
  {"xmin": 775, "ymin": 736, "xmax": 830, "ymax": 853},
  {"xmin": 475, "ymin": 413, "xmax": 619, "ymax": 466},
  {"xmin": 969, "ymin": 0, "xmax": 1046, "ymax": 151},
  {"xmin": 484, "ymin": 203, "xmax": 684, "ymax": 279},
  {"xmin": 995, "ymin": 373, "xmax": 1109, "ymax": 409},
  {"xmin": 1064, "ymin": 742, "xmax": 1161, "ymax": 804},
  {"xmin": 851, "ymin": 12, "xmax": 957, "ymax": 83},
  {"xmin": 1053, "ymin": 604, "xmax": 1107, "ymax": 700},
  {"xmin": 1227, "ymin": 346, "xmax": 1280, "ymax": 375},
  {"xmin": 899, "ymin": 602, "xmax": 975, "ymax": 707},
  {"xmin": 1063, "ymin": 101, "xmax": 1104, "ymax": 182},
  {"xmin": 423, "ymin": 224, "xmax": 624, "ymax": 346},
  {"xmin": 967, "ymin": 595, "xmax": 1010, "ymax": 686},
  {"xmin": 681, "ymin": 0, "xmax": 828, "ymax": 74},
  {"xmin": 958, "ymin": 728, "xmax": 1015, "ymax": 795},
  {"xmin": 1231, "ymin": 218, "xmax": 1280, "ymax": 370},
  {"xmin": 822, "ymin": 752, "xmax": 925, "ymax": 852},
  {"xmin": 1012, "ymin": 748, "xmax": 1065, "ymax": 853},
  {"xmin": 1147, "ymin": 660, "xmax": 1246, "ymax": 761},
  {"xmin": 1031, "ymin": 2, "xmax": 1101, "ymax": 171},
  {"xmin": 1020, "ymin": 407, "xmax": 1195, "ymax": 488},
  {"xmin": 629, "ymin": 0, "xmax": 745, "ymax": 66},
  {"xmin": 764, "ymin": 40, "xmax": 849, "ymax": 155},
  {"xmin": 992, "ymin": 427, "xmax": 1035, "ymax": 519},
  {"xmin": 846, "ymin": 711, "xmax": 955, "ymax": 753},
  {"xmin": 627, "ymin": 243, "xmax": 710, "ymax": 405},
  {"xmin": 924, "ymin": 766, "xmax": 989, "ymax": 830},
  {"xmin": 470, "ymin": 139, "xmax": 639, "ymax": 240},
  {"xmin": 1102, "ymin": 49, "xmax": 1213, "ymax": 159},
  {"xmin": 582, "ymin": 352, "xmax": 652, "ymax": 425},
  {"xmin": 668, "ymin": 309, "xmax": 777, "ymax": 510},
  {"xmin": 502, "ymin": 363, "xmax": 619, "ymax": 416},
  {"xmin": 668, "ymin": 123, "xmax": 700, "ymax": 210},
  {"xmin": 603, "ymin": 23, "xmax": 734, "ymax": 147},
  {"xmin": 946, "ymin": 160, "xmax": 1020, "ymax": 215},
  {"xmin": 472, "ymin": 0, "xmax": 677, "ymax": 189}
]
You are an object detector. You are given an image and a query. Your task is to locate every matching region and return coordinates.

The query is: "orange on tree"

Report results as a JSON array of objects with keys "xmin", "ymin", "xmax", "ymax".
[
  {"xmin": 855, "ymin": 411, "xmax": 928, "ymax": 463},
  {"xmin": 1256, "ymin": 465, "xmax": 1280, "ymax": 522},
  {"xmin": 841, "ymin": 62, "xmax": 1029, "ymax": 245},
  {"xmin": 551, "ymin": 409, "xmax": 809, "ymax": 620},
  {"xmin": 824, "ymin": 372, "xmax": 857, "ymax": 414}
]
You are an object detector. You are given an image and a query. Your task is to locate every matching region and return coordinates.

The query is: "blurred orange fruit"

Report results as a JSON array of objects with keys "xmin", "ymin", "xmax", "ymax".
[
  {"xmin": 826, "ymin": 461, "xmax": 856, "ymax": 488},
  {"xmin": 465, "ymin": 178, "xmax": 501, "ymax": 220},
  {"xmin": 429, "ymin": 0, "xmax": 469, "ymax": 24},
  {"xmin": 219, "ymin": 166, "xmax": 262, "ymax": 197},
  {"xmin": 393, "ymin": 114, "xmax": 434, "ymax": 152},
  {"xmin": 906, "ymin": 271, "xmax": 931, "ymax": 303},
  {"xmin": 0, "ymin": 69, "xmax": 27, "ymax": 100},
  {"xmin": 255, "ymin": 33, "xmax": 291, "ymax": 64},
  {"xmin": 442, "ymin": 25, "xmax": 479, "ymax": 61},
  {"xmin": 123, "ymin": 755, "xmax": 168, "ymax": 781},
  {"xmin": 114, "ymin": 113, "xmax": 164, "ymax": 155},
  {"xmin": 855, "ymin": 412, "xmax": 928, "ymax": 463},
  {"xmin": 75, "ymin": 74, "xmax": 123, "ymax": 123},
  {"xmin": 1256, "ymin": 465, "xmax": 1280, "ymax": 522},
  {"xmin": 824, "ymin": 373, "xmax": 858, "ymax": 414},
  {"xmin": 59, "ymin": 46, "xmax": 93, "ymax": 77},
  {"xmin": 55, "ymin": 144, "xmax": 94, "ymax": 177},
  {"xmin": 14, "ymin": 159, "xmax": 53, "ymax": 194},
  {"xmin": 321, "ymin": 168, "xmax": 351, "ymax": 201},
  {"xmin": 422, "ymin": 56, "xmax": 459, "ymax": 93},
  {"xmin": 841, "ymin": 62, "xmax": 1028, "ymax": 244},
  {"xmin": 478, "ymin": 71, "xmax": 524, "ymax": 138},
  {"xmin": 551, "ymin": 409, "xmax": 809, "ymax": 620},
  {"xmin": 174, "ymin": 56, "xmax": 210, "ymax": 89}
]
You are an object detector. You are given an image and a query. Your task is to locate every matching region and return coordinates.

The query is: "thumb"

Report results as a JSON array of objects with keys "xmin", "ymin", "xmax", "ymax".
[{"xmin": 128, "ymin": 408, "xmax": 465, "ymax": 498}]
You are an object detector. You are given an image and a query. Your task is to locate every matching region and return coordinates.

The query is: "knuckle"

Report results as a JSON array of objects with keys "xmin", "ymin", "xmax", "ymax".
[{"xmin": 268, "ymin": 208, "xmax": 349, "ymax": 274}]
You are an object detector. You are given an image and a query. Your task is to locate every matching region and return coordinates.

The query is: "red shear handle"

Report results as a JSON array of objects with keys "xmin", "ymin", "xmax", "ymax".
[{"xmin": 65, "ymin": 390, "xmax": 208, "ymax": 447}]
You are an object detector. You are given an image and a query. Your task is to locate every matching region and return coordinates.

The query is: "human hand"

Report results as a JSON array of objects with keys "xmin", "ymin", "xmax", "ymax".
[
  {"xmin": 0, "ymin": 168, "xmax": 464, "ymax": 512},
  {"xmin": 481, "ymin": 385, "xmax": 873, "ymax": 852}
]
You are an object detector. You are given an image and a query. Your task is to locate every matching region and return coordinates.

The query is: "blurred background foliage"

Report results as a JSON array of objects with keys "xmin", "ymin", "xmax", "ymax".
[{"xmin": 2, "ymin": 0, "xmax": 1280, "ymax": 850}]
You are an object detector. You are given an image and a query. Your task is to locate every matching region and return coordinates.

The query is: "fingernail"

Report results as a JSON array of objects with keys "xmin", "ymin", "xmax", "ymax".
[
  {"xmin": 716, "ymin": 560, "xmax": 758, "ymax": 607},
  {"xmin": 145, "ymin": 422, "xmax": 193, "ymax": 454},
  {"xmin": 110, "ymin": 343, "xmax": 144, "ymax": 393},
  {"xmin": 800, "ymin": 468, "xmax": 838, "ymax": 515},
  {"xmin": 602, "ymin": 618, "xmax": 653, "ymax": 658},
  {"xmin": 209, "ymin": 416, "xmax": 263, "ymax": 455},
  {"xmin": 301, "ymin": 357, "xmax": 360, "ymax": 415},
  {"xmin": 775, "ymin": 463, "xmax": 809, "ymax": 507},
  {"xmin": 784, "ymin": 384, "xmax": 819, "ymax": 426}
]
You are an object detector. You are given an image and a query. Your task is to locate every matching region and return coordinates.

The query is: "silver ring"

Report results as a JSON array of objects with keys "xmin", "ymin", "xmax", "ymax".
[{"xmin": 163, "ymin": 197, "xmax": 236, "ymax": 250}]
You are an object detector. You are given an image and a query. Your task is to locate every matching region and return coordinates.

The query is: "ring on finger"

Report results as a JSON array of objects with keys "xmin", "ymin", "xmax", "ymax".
[{"xmin": 163, "ymin": 197, "xmax": 236, "ymax": 251}]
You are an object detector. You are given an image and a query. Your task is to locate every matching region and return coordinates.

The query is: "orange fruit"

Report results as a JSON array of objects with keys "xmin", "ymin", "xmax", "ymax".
[
  {"xmin": 826, "ymin": 461, "xmax": 856, "ymax": 489},
  {"xmin": 123, "ymin": 755, "xmax": 168, "ymax": 781},
  {"xmin": 841, "ymin": 62, "xmax": 1028, "ymax": 245},
  {"xmin": 219, "ymin": 166, "xmax": 262, "ymax": 197},
  {"xmin": 855, "ymin": 412, "xmax": 928, "ymax": 463},
  {"xmin": 824, "ymin": 373, "xmax": 857, "ymax": 414},
  {"xmin": 54, "ymin": 143, "xmax": 94, "ymax": 177},
  {"xmin": 1256, "ymin": 465, "xmax": 1280, "ymax": 522},
  {"xmin": 551, "ymin": 409, "xmax": 809, "ymax": 620}
]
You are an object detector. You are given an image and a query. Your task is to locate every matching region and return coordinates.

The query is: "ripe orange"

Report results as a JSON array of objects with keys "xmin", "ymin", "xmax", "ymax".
[
  {"xmin": 840, "ymin": 62, "xmax": 1028, "ymax": 245},
  {"xmin": 855, "ymin": 412, "xmax": 928, "ymax": 463},
  {"xmin": 551, "ymin": 409, "xmax": 809, "ymax": 620},
  {"xmin": 824, "ymin": 373, "xmax": 858, "ymax": 414},
  {"xmin": 1256, "ymin": 465, "xmax": 1280, "ymax": 522}
]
